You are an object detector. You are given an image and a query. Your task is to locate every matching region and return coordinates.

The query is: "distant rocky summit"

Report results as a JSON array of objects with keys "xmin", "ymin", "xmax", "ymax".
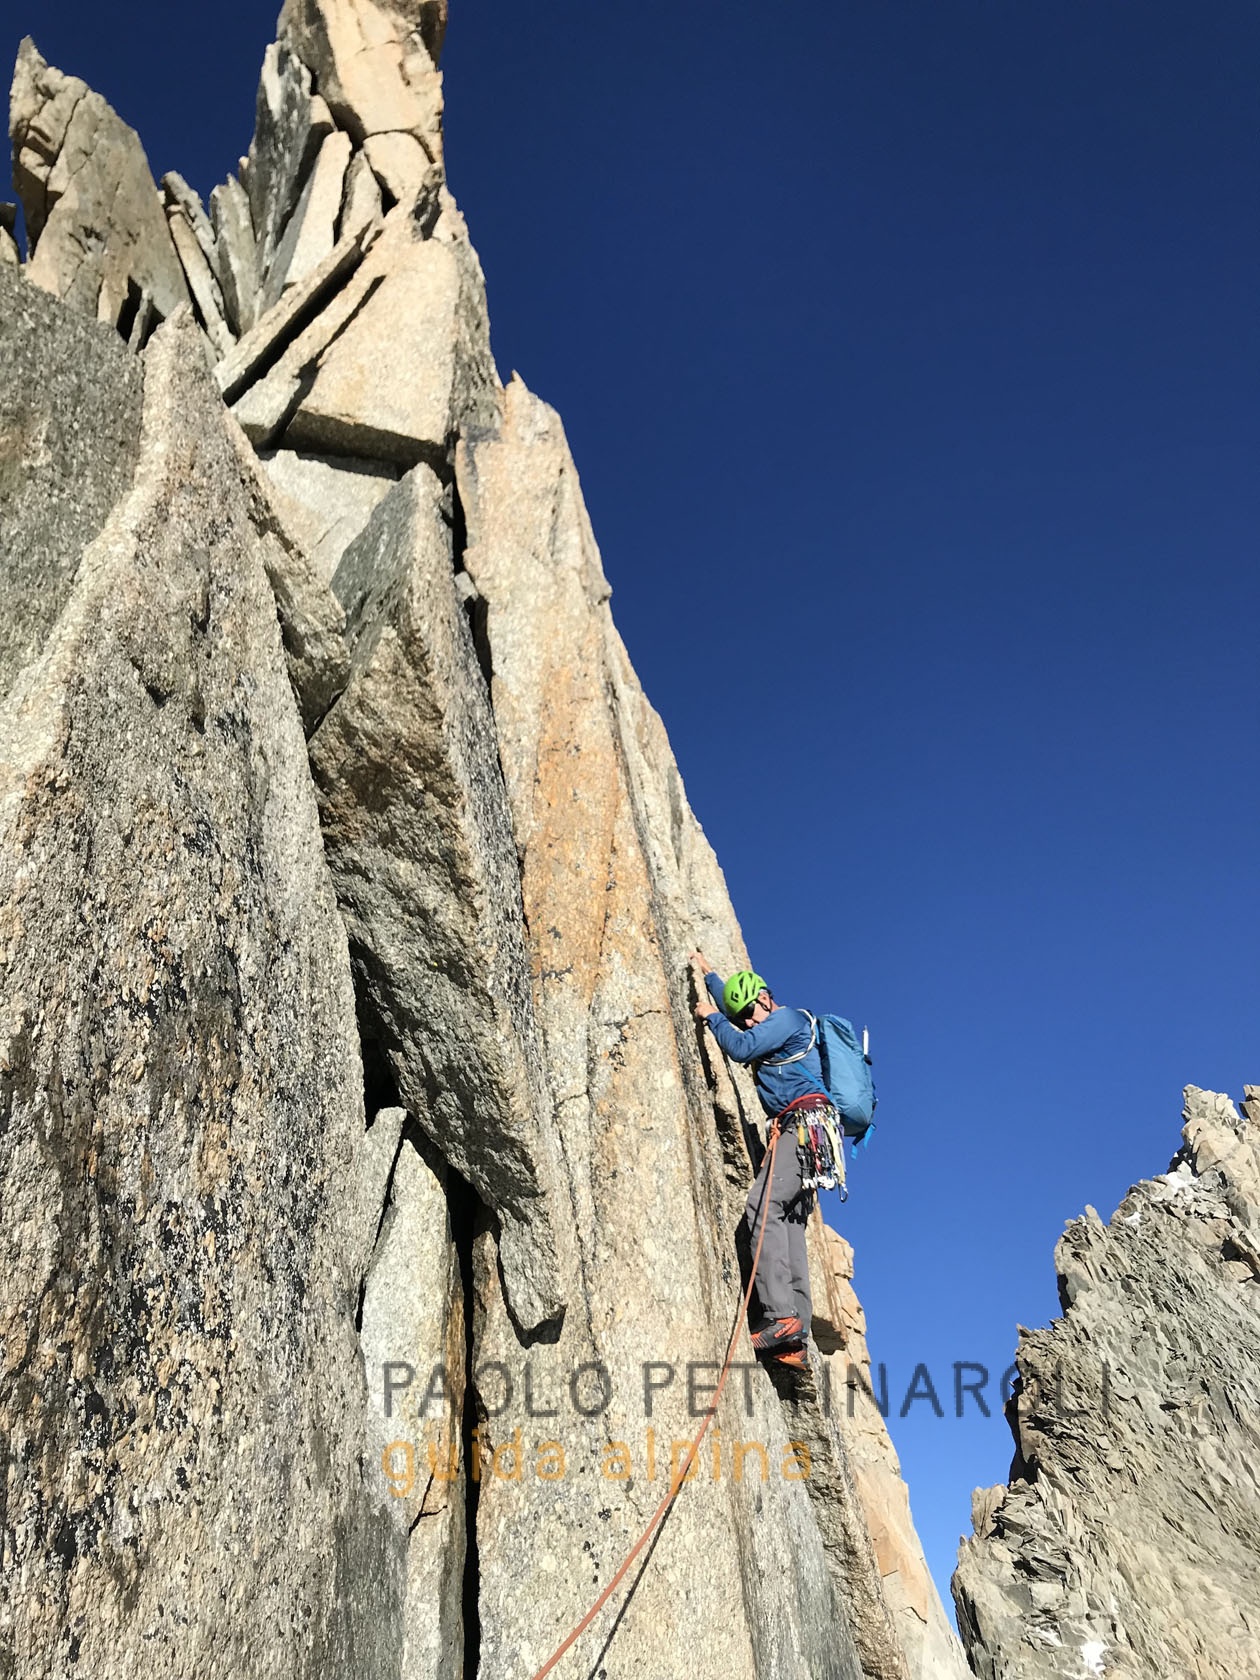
[
  {"xmin": 0, "ymin": 6, "xmax": 966, "ymax": 1676},
  {"xmin": 955, "ymin": 1085, "xmax": 1260, "ymax": 1680}
]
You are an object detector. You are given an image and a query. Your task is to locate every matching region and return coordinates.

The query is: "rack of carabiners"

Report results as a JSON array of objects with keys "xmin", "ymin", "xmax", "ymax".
[{"xmin": 795, "ymin": 1106, "xmax": 847, "ymax": 1199}]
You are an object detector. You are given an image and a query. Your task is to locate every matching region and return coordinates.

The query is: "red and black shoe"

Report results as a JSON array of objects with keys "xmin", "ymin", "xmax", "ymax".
[{"xmin": 750, "ymin": 1315, "xmax": 805, "ymax": 1355}]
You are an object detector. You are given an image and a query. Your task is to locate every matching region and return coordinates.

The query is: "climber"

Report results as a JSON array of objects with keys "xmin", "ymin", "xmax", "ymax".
[{"xmin": 690, "ymin": 953, "xmax": 835, "ymax": 1369}]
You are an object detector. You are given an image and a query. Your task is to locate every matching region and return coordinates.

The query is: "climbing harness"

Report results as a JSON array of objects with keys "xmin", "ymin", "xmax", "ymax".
[{"xmin": 528, "ymin": 1124, "xmax": 786, "ymax": 1680}]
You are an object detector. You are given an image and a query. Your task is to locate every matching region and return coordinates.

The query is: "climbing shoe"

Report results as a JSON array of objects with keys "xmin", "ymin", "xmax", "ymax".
[
  {"xmin": 768, "ymin": 1345, "xmax": 810, "ymax": 1370},
  {"xmin": 751, "ymin": 1315, "xmax": 805, "ymax": 1354}
]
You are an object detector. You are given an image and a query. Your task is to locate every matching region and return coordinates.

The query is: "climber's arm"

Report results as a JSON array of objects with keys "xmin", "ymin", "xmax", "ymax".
[{"xmin": 704, "ymin": 1007, "xmax": 796, "ymax": 1065}]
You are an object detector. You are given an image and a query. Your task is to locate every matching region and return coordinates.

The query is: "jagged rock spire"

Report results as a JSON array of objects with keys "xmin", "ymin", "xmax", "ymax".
[
  {"xmin": 279, "ymin": 0, "xmax": 446, "ymax": 169},
  {"xmin": 955, "ymin": 1085, "xmax": 1260, "ymax": 1680},
  {"xmin": 9, "ymin": 1, "xmax": 463, "ymax": 394},
  {"xmin": 10, "ymin": 37, "xmax": 190, "ymax": 335}
]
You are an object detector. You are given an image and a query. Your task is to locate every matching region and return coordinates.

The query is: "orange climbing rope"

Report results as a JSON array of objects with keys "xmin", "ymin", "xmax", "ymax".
[{"xmin": 529, "ymin": 1119, "xmax": 788, "ymax": 1680}]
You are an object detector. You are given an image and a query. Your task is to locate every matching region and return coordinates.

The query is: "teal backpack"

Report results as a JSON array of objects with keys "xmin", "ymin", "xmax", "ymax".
[
  {"xmin": 767, "ymin": 1011, "xmax": 877, "ymax": 1144},
  {"xmin": 814, "ymin": 1014, "xmax": 876, "ymax": 1143}
]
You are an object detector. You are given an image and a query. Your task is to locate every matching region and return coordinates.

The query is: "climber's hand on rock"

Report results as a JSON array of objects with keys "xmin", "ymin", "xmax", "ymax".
[{"xmin": 693, "ymin": 994, "xmax": 714, "ymax": 1023}]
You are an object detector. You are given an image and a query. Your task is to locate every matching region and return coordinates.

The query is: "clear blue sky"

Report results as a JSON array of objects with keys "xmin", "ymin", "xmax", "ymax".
[{"xmin": 23, "ymin": 0, "xmax": 1260, "ymax": 1614}]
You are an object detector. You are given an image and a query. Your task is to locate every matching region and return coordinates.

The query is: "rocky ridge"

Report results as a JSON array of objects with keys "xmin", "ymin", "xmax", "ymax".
[
  {"xmin": 1, "ymin": 8, "xmax": 966, "ymax": 1678},
  {"xmin": 955, "ymin": 1085, "xmax": 1260, "ymax": 1680}
]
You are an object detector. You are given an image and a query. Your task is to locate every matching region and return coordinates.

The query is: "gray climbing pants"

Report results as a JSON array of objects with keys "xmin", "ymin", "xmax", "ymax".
[{"xmin": 743, "ymin": 1120, "xmax": 813, "ymax": 1330}]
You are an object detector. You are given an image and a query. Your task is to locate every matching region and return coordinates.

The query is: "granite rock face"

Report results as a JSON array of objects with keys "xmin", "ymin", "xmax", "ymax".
[
  {"xmin": 258, "ymin": 447, "xmax": 399, "ymax": 584},
  {"xmin": 2, "ymin": 7, "xmax": 967, "ymax": 1677},
  {"xmin": 279, "ymin": 0, "xmax": 445, "ymax": 162},
  {"xmin": 219, "ymin": 413, "xmax": 352, "ymax": 735},
  {"xmin": 0, "ymin": 261, "xmax": 144, "ymax": 697},
  {"xmin": 9, "ymin": 1, "xmax": 496, "ymax": 585},
  {"xmin": 0, "ymin": 313, "xmax": 402, "ymax": 1677},
  {"xmin": 241, "ymin": 43, "xmax": 333, "ymax": 307},
  {"xmin": 455, "ymin": 377, "xmax": 861, "ymax": 1678},
  {"xmin": 955, "ymin": 1085, "xmax": 1260, "ymax": 1680},
  {"xmin": 285, "ymin": 231, "xmax": 463, "ymax": 462},
  {"xmin": 308, "ymin": 463, "xmax": 572, "ymax": 1334}
]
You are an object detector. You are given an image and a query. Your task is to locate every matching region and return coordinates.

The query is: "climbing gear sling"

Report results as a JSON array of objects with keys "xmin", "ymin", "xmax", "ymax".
[{"xmin": 798, "ymin": 1107, "xmax": 847, "ymax": 1196}]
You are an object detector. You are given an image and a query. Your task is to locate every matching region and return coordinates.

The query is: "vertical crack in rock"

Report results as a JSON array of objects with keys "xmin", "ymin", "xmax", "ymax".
[
  {"xmin": 447, "ymin": 1165, "xmax": 485, "ymax": 1680},
  {"xmin": 449, "ymin": 472, "xmax": 494, "ymax": 694},
  {"xmin": 356, "ymin": 1113, "xmax": 407, "ymax": 1334},
  {"xmin": 308, "ymin": 461, "xmax": 574, "ymax": 1334},
  {"xmin": 357, "ymin": 956, "xmax": 407, "ymax": 1123},
  {"xmin": 359, "ymin": 1092, "xmax": 471, "ymax": 1676}
]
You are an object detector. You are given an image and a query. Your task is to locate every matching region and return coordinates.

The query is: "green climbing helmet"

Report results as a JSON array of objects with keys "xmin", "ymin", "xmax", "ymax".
[{"xmin": 723, "ymin": 970, "xmax": 768, "ymax": 1019}]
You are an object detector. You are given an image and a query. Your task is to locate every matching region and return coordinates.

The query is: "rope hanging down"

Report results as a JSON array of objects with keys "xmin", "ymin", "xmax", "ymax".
[{"xmin": 528, "ymin": 1124, "xmax": 785, "ymax": 1680}]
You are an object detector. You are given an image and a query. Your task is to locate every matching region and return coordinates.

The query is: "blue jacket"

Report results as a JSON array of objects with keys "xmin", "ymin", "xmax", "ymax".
[{"xmin": 703, "ymin": 972, "xmax": 828, "ymax": 1117}]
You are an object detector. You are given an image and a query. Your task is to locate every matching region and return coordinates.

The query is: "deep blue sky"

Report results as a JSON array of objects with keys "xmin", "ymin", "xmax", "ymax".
[{"xmin": 21, "ymin": 0, "xmax": 1260, "ymax": 1615}]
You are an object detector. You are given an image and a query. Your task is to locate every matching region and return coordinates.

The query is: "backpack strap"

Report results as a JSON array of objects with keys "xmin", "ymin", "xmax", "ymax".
[{"xmin": 762, "ymin": 1010, "xmax": 817, "ymax": 1068}]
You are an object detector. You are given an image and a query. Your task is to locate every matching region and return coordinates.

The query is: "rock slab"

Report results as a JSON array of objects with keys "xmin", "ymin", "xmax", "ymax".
[
  {"xmin": 0, "ymin": 262, "xmax": 144, "ymax": 698},
  {"xmin": 456, "ymin": 376, "xmax": 866, "ymax": 1678},
  {"xmin": 0, "ymin": 313, "xmax": 401, "ymax": 1677}
]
